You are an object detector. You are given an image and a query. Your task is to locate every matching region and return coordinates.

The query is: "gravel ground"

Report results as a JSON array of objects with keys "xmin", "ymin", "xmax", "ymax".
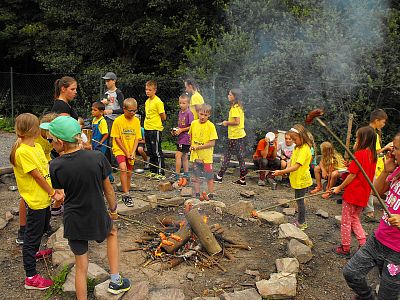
[{"xmin": 0, "ymin": 132, "xmax": 15, "ymax": 168}]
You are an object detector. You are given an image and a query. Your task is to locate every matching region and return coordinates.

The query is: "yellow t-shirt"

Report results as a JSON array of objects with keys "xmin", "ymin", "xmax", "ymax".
[
  {"xmin": 13, "ymin": 143, "xmax": 52, "ymax": 210},
  {"xmin": 227, "ymin": 104, "xmax": 246, "ymax": 139},
  {"xmin": 92, "ymin": 116, "xmax": 108, "ymax": 135},
  {"xmin": 144, "ymin": 95, "xmax": 165, "ymax": 131},
  {"xmin": 190, "ymin": 91, "xmax": 204, "ymax": 120},
  {"xmin": 35, "ymin": 135, "xmax": 53, "ymax": 162},
  {"xmin": 375, "ymin": 133, "xmax": 384, "ymax": 178},
  {"xmin": 289, "ymin": 144, "xmax": 313, "ymax": 189},
  {"xmin": 189, "ymin": 120, "xmax": 218, "ymax": 164},
  {"xmin": 111, "ymin": 115, "xmax": 142, "ymax": 164}
]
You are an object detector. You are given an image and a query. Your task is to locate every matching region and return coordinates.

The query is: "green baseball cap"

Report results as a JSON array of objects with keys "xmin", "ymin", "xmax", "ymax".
[{"xmin": 40, "ymin": 116, "xmax": 81, "ymax": 143}]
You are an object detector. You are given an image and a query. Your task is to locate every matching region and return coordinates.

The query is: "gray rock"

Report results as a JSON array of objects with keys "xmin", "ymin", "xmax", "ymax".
[
  {"xmin": 240, "ymin": 190, "xmax": 256, "ymax": 198},
  {"xmin": 52, "ymin": 250, "xmax": 75, "ymax": 266},
  {"xmin": 335, "ymin": 215, "xmax": 342, "ymax": 227},
  {"xmin": 282, "ymin": 208, "xmax": 296, "ymax": 216},
  {"xmin": 181, "ymin": 187, "xmax": 193, "ymax": 197},
  {"xmin": 278, "ymin": 223, "xmax": 313, "ymax": 247},
  {"xmin": 148, "ymin": 288, "xmax": 185, "ymax": 300},
  {"xmin": 315, "ymin": 209, "xmax": 329, "ymax": 219},
  {"xmin": 256, "ymin": 273, "xmax": 297, "ymax": 299},
  {"xmin": 226, "ymin": 200, "xmax": 254, "ymax": 218},
  {"xmin": 275, "ymin": 258, "xmax": 300, "ymax": 274},
  {"xmin": 117, "ymin": 280, "xmax": 149, "ymax": 300},
  {"xmin": 117, "ymin": 199, "xmax": 151, "ymax": 215},
  {"xmin": 186, "ymin": 273, "xmax": 195, "ymax": 281},
  {"xmin": 1, "ymin": 173, "xmax": 15, "ymax": 184},
  {"xmin": 10, "ymin": 207, "xmax": 19, "ymax": 215},
  {"xmin": 63, "ymin": 263, "xmax": 109, "ymax": 294},
  {"xmin": 94, "ymin": 280, "xmax": 125, "ymax": 299},
  {"xmin": 257, "ymin": 211, "xmax": 285, "ymax": 225},
  {"xmin": 192, "ymin": 297, "xmax": 220, "ymax": 300},
  {"xmin": 185, "ymin": 198, "xmax": 226, "ymax": 210},
  {"xmin": 147, "ymin": 195, "xmax": 158, "ymax": 208},
  {"xmin": 221, "ymin": 288, "xmax": 261, "ymax": 300},
  {"xmin": 5, "ymin": 211, "xmax": 13, "ymax": 221},
  {"xmin": 245, "ymin": 269, "xmax": 260, "ymax": 276},
  {"xmin": 287, "ymin": 239, "xmax": 313, "ymax": 264},
  {"xmin": 0, "ymin": 217, "xmax": 7, "ymax": 229}
]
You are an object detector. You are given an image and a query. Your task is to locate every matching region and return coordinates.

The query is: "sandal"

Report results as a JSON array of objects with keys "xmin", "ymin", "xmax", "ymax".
[
  {"xmin": 321, "ymin": 192, "xmax": 331, "ymax": 199},
  {"xmin": 310, "ymin": 186, "xmax": 322, "ymax": 194}
]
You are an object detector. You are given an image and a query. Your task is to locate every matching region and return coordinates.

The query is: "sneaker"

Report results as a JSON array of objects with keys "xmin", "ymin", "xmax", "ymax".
[
  {"xmin": 167, "ymin": 174, "xmax": 179, "ymax": 181},
  {"xmin": 122, "ymin": 195, "xmax": 134, "ymax": 207},
  {"xmin": 109, "ymin": 174, "xmax": 115, "ymax": 183},
  {"xmin": 293, "ymin": 221, "xmax": 308, "ymax": 231},
  {"xmin": 35, "ymin": 249, "xmax": 52, "ymax": 260},
  {"xmin": 233, "ymin": 179, "xmax": 246, "ymax": 186},
  {"xmin": 153, "ymin": 174, "xmax": 166, "ymax": 180},
  {"xmin": 208, "ymin": 193, "xmax": 214, "ymax": 200},
  {"xmin": 146, "ymin": 172, "xmax": 157, "ymax": 178},
  {"xmin": 258, "ymin": 179, "xmax": 266, "ymax": 186},
  {"xmin": 108, "ymin": 277, "xmax": 131, "ymax": 295},
  {"xmin": 334, "ymin": 245, "xmax": 350, "ymax": 257},
  {"xmin": 51, "ymin": 205, "xmax": 64, "ymax": 216},
  {"xmin": 25, "ymin": 274, "xmax": 53, "ymax": 290},
  {"xmin": 214, "ymin": 174, "xmax": 223, "ymax": 183},
  {"xmin": 16, "ymin": 228, "xmax": 25, "ymax": 245}
]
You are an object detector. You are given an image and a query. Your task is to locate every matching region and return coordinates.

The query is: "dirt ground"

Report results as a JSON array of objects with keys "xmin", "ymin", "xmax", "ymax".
[{"xmin": 0, "ymin": 159, "xmax": 382, "ymax": 300}]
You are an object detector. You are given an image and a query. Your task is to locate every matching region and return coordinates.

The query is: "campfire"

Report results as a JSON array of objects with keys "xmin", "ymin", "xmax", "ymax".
[{"xmin": 123, "ymin": 208, "xmax": 251, "ymax": 272}]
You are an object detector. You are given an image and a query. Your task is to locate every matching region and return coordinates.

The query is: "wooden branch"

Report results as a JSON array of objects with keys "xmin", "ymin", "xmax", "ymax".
[{"xmin": 162, "ymin": 225, "xmax": 192, "ymax": 254}]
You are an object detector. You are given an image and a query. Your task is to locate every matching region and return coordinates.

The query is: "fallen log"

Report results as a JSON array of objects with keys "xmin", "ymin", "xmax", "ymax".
[
  {"xmin": 162, "ymin": 225, "xmax": 192, "ymax": 254},
  {"xmin": 186, "ymin": 209, "xmax": 222, "ymax": 256}
]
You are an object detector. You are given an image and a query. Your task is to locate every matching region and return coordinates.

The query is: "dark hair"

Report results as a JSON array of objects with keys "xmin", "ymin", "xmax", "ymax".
[
  {"xmin": 92, "ymin": 101, "xmax": 105, "ymax": 111},
  {"xmin": 355, "ymin": 126, "xmax": 377, "ymax": 162},
  {"xmin": 185, "ymin": 78, "xmax": 199, "ymax": 91},
  {"xmin": 54, "ymin": 76, "xmax": 76, "ymax": 99},
  {"xmin": 230, "ymin": 88, "xmax": 243, "ymax": 109},
  {"xmin": 370, "ymin": 109, "xmax": 388, "ymax": 123}
]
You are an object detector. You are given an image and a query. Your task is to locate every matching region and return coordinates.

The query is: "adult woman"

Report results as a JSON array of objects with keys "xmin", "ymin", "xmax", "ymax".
[{"xmin": 51, "ymin": 76, "xmax": 78, "ymax": 120}]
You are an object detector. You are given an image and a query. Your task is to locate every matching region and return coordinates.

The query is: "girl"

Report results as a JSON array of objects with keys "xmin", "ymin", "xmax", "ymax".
[
  {"xmin": 10, "ymin": 113, "xmax": 63, "ymax": 290},
  {"xmin": 184, "ymin": 78, "xmax": 204, "ymax": 120},
  {"xmin": 51, "ymin": 76, "xmax": 78, "ymax": 120},
  {"xmin": 214, "ymin": 88, "xmax": 247, "ymax": 185},
  {"xmin": 332, "ymin": 126, "xmax": 377, "ymax": 256},
  {"xmin": 272, "ymin": 124, "xmax": 313, "ymax": 230},
  {"xmin": 342, "ymin": 132, "xmax": 400, "ymax": 300},
  {"xmin": 311, "ymin": 141, "xmax": 345, "ymax": 199}
]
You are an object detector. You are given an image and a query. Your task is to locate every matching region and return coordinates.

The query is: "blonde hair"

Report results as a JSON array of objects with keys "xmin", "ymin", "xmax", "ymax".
[
  {"xmin": 198, "ymin": 103, "xmax": 212, "ymax": 115},
  {"xmin": 289, "ymin": 124, "xmax": 313, "ymax": 148},
  {"xmin": 40, "ymin": 112, "xmax": 58, "ymax": 124},
  {"xmin": 10, "ymin": 113, "xmax": 40, "ymax": 166},
  {"xmin": 145, "ymin": 80, "xmax": 157, "ymax": 89},
  {"xmin": 320, "ymin": 141, "xmax": 344, "ymax": 170},
  {"xmin": 124, "ymin": 98, "xmax": 137, "ymax": 108}
]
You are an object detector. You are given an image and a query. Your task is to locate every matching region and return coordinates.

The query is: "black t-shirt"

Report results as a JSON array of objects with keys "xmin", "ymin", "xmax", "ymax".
[
  {"xmin": 50, "ymin": 150, "xmax": 112, "ymax": 241},
  {"xmin": 51, "ymin": 99, "xmax": 79, "ymax": 120}
]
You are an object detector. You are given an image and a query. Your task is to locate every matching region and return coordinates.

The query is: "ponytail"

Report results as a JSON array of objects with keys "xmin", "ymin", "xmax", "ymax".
[
  {"xmin": 10, "ymin": 138, "xmax": 22, "ymax": 166},
  {"xmin": 54, "ymin": 76, "xmax": 76, "ymax": 99}
]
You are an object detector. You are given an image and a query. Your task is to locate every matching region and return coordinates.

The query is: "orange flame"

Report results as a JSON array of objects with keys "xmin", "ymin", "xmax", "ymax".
[{"xmin": 203, "ymin": 215, "xmax": 208, "ymax": 224}]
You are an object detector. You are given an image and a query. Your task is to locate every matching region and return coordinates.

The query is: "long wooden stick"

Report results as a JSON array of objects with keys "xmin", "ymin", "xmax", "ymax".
[{"xmin": 344, "ymin": 113, "xmax": 354, "ymax": 160}]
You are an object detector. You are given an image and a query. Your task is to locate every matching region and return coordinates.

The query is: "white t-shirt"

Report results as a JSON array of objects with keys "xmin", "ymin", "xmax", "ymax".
[{"xmin": 277, "ymin": 142, "xmax": 295, "ymax": 159}]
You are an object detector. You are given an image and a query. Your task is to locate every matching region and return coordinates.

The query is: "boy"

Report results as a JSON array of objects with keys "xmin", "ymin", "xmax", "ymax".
[
  {"xmin": 144, "ymin": 80, "xmax": 166, "ymax": 180},
  {"xmin": 101, "ymin": 72, "xmax": 124, "ymax": 166},
  {"xmin": 185, "ymin": 78, "xmax": 204, "ymax": 120},
  {"xmin": 365, "ymin": 109, "xmax": 392, "ymax": 220},
  {"xmin": 111, "ymin": 98, "xmax": 141, "ymax": 207},
  {"xmin": 42, "ymin": 116, "xmax": 131, "ymax": 298},
  {"xmin": 135, "ymin": 114, "xmax": 148, "ymax": 168},
  {"xmin": 253, "ymin": 131, "xmax": 280, "ymax": 186},
  {"xmin": 91, "ymin": 102, "xmax": 109, "ymax": 155},
  {"xmin": 189, "ymin": 104, "xmax": 218, "ymax": 199},
  {"xmin": 171, "ymin": 94, "xmax": 194, "ymax": 180}
]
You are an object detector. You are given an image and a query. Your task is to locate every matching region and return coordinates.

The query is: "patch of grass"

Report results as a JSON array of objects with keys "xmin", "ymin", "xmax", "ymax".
[
  {"xmin": 0, "ymin": 117, "xmax": 14, "ymax": 132},
  {"xmin": 161, "ymin": 140, "xmax": 176, "ymax": 151},
  {"xmin": 45, "ymin": 264, "xmax": 70, "ymax": 300},
  {"xmin": 87, "ymin": 277, "xmax": 96, "ymax": 293}
]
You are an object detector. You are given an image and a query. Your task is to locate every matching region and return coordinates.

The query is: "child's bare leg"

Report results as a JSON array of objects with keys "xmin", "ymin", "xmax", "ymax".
[
  {"xmin": 193, "ymin": 176, "xmax": 200, "ymax": 194},
  {"xmin": 207, "ymin": 179, "xmax": 214, "ymax": 194},
  {"xmin": 327, "ymin": 170, "xmax": 339, "ymax": 190},
  {"xmin": 175, "ymin": 151, "xmax": 183, "ymax": 174},
  {"xmin": 126, "ymin": 166, "xmax": 132, "ymax": 191},
  {"xmin": 311, "ymin": 165, "xmax": 322, "ymax": 194},
  {"xmin": 119, "ymin": 162, "xmax": 129, "ymax": 193},
  {"xmin": 138, "ymin": 147, "xmax": 147, "ymax": 161},
  {"xmin": 182, "ymin": 153, "xmax": 189, "ymax": 173},
  {"xmin": 75, "ymin": 253, "xmax": 89, "ymax": 300},
  {"xmin": 107, "ymin": 225, "xmax": 119, "ymax": 275}
]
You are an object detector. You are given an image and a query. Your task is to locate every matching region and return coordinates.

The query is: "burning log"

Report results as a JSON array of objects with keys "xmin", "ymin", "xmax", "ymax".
[
  {"xmin": 162, "ymin": 225, "xmax": 192, "ymax": 254},
  {"xmin": 186, "ymin": 209, "xmax": 222, "ymax": 256}
]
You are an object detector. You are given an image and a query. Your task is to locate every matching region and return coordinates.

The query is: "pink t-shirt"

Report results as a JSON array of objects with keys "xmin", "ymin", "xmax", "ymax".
[{"xmin": 375, "ymin": 165, "xmax": 400, "ymax": 252}]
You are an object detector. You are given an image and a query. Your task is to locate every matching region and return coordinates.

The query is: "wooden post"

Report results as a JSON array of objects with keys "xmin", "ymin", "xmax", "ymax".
[
  {"xmin": 344, "ymin": 113, "xmax": 353, "ymax": 160},
  {"xmin": 161, "ymin": 225, "xmax": 192, "ymax": 254},
  {"xmin": 186, "ymin": 209, "xmax": 222, "ymax": 256}
]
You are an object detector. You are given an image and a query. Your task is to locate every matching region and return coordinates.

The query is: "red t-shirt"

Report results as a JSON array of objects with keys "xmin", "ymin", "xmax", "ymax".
[
  {"xmin": 343, "ymin": 149, "xmax": 376, "ymax": 207},
  {"xmin": 253, "ymin": 139, "xmax": 275, "ymax": 160}
]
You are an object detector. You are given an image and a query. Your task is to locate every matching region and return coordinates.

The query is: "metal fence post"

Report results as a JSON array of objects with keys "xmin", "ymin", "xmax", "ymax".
[
  {"xmin": 10, "ymin": 67, "xmax": 14, "ymax": 120},
  {"xmin": 211, "ymin": 73, "xmax": 216, "ymax": 122}
]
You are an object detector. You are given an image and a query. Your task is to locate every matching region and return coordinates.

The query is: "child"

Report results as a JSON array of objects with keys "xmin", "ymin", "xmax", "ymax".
[
  {"xmin": 78, "ymin": 117, "xmax": 91, "ymax": 150},
  {"xmin": 307, "ymin": 132, "xmax": 318, "ymax": 178},
  {"xmin": 365, "ymin": 109, "xmax": 392, "ymax": 220},
  {"xmin": 332, "ymin": 126, "xmax": 377, "ymax": 256},
  {"xmin": 184, "ymin": 78, "xmax": 204, "ymax": 120},
  {"xmin": 277, "ymin": 132, "xmax": 295, "ymax": 169},
  {"xmin": 189, "ymin": 104, "xmax": 218, "ymax": 199},
  {"xmin": 135, "ymin": 114, "xmax": 148, "ymax": 167},
  {"xmin": 111, "ymin": 98, "xmax": 141, "ymax": 207},
  {"xmin": 342, "ymin": 132, "xmax": 400, "ymax": 300},
  {"xmin": 144, "ymin": 80, "xmax": 167, "ymax": 180},
  {"xmin": 91, "ymin": 102, "xmax": 109, "ymax": 154},
  {"xmin": 311, "ymin": 141, "xmax": 345, "ymax": 199},
  {"xmin": 10, "ymin": 113, "xmax": 63, "ymax": 290},
  {"xmin": 42, "ymin": 116, "xmax": 131, "ymax": 298},
  {"xmin": 171, "ymin": 93, "xmax": 194, "ymax": 180},
  {"xmin": 214, "ymin": 89, "xmax": 247, "ymax": 185},
  {"xmin": 272, "ymin": 124, "xmax": 313, "ymax": 230},
  {"xmin": 252, "ymin": 131, "xmax": 281, "ymax": 186}
]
